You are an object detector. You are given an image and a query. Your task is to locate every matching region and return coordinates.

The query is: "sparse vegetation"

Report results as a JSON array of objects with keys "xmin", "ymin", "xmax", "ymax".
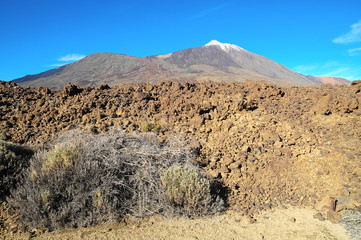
[
  {"xmin": 0, "ymin": 140, "xmax": 34, "ymax": 201},
  {"xmin": 93, "ymin": 188, "xmax": 103, "ymax": 209},
  {"xmin": 154, "ymin": 122, "xmax": 161, "ymax": 131},
  {"xmin": 161, "ymin": 166, "xmax": 212, "ymax": 213},
  {"xmin": 40, "ymin": 189, "xmax": 52, "ymax": 206},
  {"xmin": 143, "ymin": 122, "xmax": 161, "ymax": 132},
  {"xmin": 143, "ymin": 122, "xmax": 152, "ymax": 132},
  {"xmin": 0, "ymin": 133, "xmax": 6, "ymax": 141},
  {"xmin": 41, "ymin": 142, "xmax": 82, "ymax": 172},
  {"xmin": 10, "ymin": 130, "xmax": 224, "ymax": 231}
]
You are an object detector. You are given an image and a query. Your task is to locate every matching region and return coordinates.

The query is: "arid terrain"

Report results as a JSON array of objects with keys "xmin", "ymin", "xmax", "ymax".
[
  {"xmin": 3, "ymin": 207, "xmax": 354, "ymax": 240},
  {"xmin": 1, "ymin": 80, "xmax": 361, "ymax": 239}
]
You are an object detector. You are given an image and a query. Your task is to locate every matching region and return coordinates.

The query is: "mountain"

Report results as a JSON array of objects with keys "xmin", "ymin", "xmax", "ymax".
[
  {"xmin": 14, "ymin": 40, "xmax": 326, "ymax": 89},
  {"xmin": 314, "ymin": 76, "xmax": 351, "ymax": 85}
]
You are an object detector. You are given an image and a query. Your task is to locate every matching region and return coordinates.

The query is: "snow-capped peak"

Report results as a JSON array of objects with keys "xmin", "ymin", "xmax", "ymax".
[{"xmin": 205, "ymin": 40, "xmax": 244, "ymax": 52}]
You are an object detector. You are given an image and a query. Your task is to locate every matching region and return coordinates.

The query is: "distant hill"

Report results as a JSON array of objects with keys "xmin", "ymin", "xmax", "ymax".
[
  {"xmin": 13, "ymin": 40, "xmax": 335, "ymax": 89},
  {"xmin": 314, "ymin": 76, "xmax": 351, "ymax": 85}
]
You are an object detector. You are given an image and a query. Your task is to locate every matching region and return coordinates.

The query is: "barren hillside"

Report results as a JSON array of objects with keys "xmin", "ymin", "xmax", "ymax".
[{"xmin": 12, "ymin": 41, "xmax": 325, "ymax": 89}]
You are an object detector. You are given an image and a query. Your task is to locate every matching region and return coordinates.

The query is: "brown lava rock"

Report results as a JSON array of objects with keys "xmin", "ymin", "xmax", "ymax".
[{"xmin": 1, "ymin": 80, "xmax": 361, "ymax": 216}]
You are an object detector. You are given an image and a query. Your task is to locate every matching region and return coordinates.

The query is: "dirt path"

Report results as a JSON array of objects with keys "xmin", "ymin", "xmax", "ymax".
[{"xmin": 5, "ymin": 206, "xmax": 352, "ymax": 240}]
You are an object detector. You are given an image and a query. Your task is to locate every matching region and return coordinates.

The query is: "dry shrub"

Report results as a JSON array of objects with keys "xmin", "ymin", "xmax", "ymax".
[
  {"xmin": 0, "ymin": 140, "xmax": 34, "ymax": 201},
  {"xmin": 10, "ymin": 129, "xmax": 225, "ymax": 231}
]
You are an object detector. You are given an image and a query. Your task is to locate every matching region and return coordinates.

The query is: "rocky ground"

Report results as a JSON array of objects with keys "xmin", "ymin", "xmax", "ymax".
[{"xmin": 1, "ymin": 80, "xmax": 361, "ymax": 238}]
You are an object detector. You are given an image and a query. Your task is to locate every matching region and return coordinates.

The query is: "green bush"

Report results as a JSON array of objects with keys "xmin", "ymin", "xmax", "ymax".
[
  {"xmin": 42, "ymin": 143, "xmax": 82, "ymax": 172},
  {"xmin": 161, "ymin": 166, "xmax": 211, "ymax": 211}
]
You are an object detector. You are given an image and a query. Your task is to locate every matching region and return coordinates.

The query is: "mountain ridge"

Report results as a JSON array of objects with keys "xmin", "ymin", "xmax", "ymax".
[{"xmin": 13, "ymin": 40, "xmax": 347, "ymax": 89}]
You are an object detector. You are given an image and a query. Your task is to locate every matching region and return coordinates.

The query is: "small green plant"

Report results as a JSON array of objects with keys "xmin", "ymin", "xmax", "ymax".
[
  {"xmin": 40, "ymin": 189, "xmax": 52, "ymax": 206},
  {"xmin": 143, "ymin": 122, "xmax": 152, "ymax": 132},
  {"xmin": 42, "ymin": 143, "xmax": 81, "ymax": 172},
  {"xmin": 160, "ymin": 166, "xmax": 211, "ymax": 209},
  {"xmin": 143, "ymin": 122, "xmax": 161, "ymax": 132},
  {"xmin": 30, "ymin": 168, "xmax": 38, "ymax": 180},
  {"xmin": 93, "ymin": 189, "xmax": 103, "ymax": 209},
  {"xmin": 154, "ymin": 123, "xmax": 161, "ymax": 131}
]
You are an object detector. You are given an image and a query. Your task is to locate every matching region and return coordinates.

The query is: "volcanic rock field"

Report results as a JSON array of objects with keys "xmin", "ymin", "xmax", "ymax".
[{"xmin": 1, "ymin": 79, "xmax": 361, "ymax": 223}]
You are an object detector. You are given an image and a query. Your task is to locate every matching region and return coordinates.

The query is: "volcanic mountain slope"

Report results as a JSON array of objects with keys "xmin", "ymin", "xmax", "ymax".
[
  {"xmin": 14, "ymin": 40, "xmax": 324, "ymax": 89},
  {"xmin": 162, "ymin": 40, "xmax": 320, "ymax": 85}
]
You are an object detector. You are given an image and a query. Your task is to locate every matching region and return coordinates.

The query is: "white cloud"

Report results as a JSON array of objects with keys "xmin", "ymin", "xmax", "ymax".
[
  {"xmin": 58, "ymin": 53, "xmax": 85, "ymax": 62},
  {"xmin": 348, "ymin": 47, "xmax": 361, "ymax": 56},
  {"xmin": 323, "ymin": 67, "xmax": 350, "ymax": 76},
  {"xmin": 189, "ymin": 4, "xmax": 227, "ymax": 20},
  {"xmin": 48, "ymin": 63, "xmax": 67, "ymax": 67},
  {"xmin": 333, "ymin": 20, "xmax": 361, "ymax": 44},
  {"xmin": 293, "ymin": 64, "xmax": 318, "ymax": 73},
  {"xmin": 47, "ymin": 53, "xmax": 85, "ymax": 68},
  {"xmin": 323, "ymin": 61, "xmax": 344, "ymax": 68}
]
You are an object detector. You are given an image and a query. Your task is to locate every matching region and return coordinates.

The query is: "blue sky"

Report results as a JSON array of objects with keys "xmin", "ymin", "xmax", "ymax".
[{"xmin": 1, "ymin": 0, "xmax": 360, "ymax": 81}]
